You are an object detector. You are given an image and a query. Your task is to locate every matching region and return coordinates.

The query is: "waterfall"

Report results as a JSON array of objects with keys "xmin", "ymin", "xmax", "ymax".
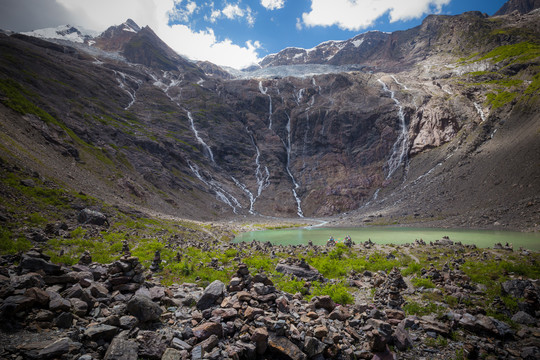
[
  {"xmin": 378, "ymin": 79, "xmax": 409, "ymax": 180},
  {"xmin": 259, "ymin": 81, "xmax": 273, "ymax": 129},
  {"xmin": 113, "ymin": 70, "xmax": 142, "ymax": 110},
  {"xmin": 284, "ymin": 113, "xmax": 304, "ymax": 217},
  {"xmin": 474, "ymin": 102, "xmax": 487, "ymax": 122},
  {"xmin": 391, "ymin": 75, "xmax": 409, "ymax": 90},
  {"xmin": 232, "ymin": 177, "xmax": 256, "ymax": 214},
  {"xmin": 188, "ymin": 112, "xmax": 215, "ymax": 163},
  {"xmin": 247, "ymin": 128, "xmax": 270, "ymax": 198},
  {"xmin": 187, "ymin": 162, "xmax": 241, "ymax": 213}
]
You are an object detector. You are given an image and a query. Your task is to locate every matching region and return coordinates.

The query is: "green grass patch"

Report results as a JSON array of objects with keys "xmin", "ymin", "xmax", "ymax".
[
  {"xmin": 477, "ymin": 42, "xmax": 540, "ymax": 64},
  {"xmin": 485, "ymin": 91, "xmax": 517, "ymax": 109},
  {"xmin": 310, "ymin": 281, "xmax": 354, "ymax": 305},
  {"xmin": 0, "ymin": 228, "xmax": 32, "ymax": 254},
  {"xmin": 411, "ymin": 277, "xmax": 436, "ymax": 289}
]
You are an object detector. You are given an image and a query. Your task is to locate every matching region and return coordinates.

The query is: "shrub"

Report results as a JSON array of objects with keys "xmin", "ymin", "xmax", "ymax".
[{"xmin": 0, "ymin": 229, "xmax": 32, "ymax": 254}]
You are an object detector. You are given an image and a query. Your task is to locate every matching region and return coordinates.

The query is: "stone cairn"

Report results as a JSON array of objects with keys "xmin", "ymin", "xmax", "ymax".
[
  {"xmin": 149, "ymin": 250, "xmax": 161, "ymax": 272},
  {"xmin": 374, "ymin": 267, "xmax": 407, "ymax": 309}
]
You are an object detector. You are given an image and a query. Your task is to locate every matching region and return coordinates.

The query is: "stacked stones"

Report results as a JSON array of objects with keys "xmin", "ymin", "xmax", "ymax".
[
  {"xmin": 107, "ymin": 255, "xmax": 145, "ymax": 293},
  {"xmin": 1, "ymin": 247, "xmax": 539, "ymax": 360},
  {"xmin": 374, "ymin": 267, "xmax": 407, "ymax": 309}
]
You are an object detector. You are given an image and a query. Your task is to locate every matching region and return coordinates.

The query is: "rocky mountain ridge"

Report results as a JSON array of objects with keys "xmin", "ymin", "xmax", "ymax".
[{"xmin": 0, "ymin": 2, "xmax": 539, "ymax": 229}]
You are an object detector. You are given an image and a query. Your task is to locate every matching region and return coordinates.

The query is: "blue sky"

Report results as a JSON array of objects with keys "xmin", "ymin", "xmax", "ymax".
[{"xmin": 1, "ymin": 0, "xmax": 509, "ymax": 68}]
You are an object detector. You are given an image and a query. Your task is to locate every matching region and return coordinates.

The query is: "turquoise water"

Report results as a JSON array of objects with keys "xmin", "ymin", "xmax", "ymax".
[{"xmin": 233, "ymin": 227, "xmax": 540, "ymax": 250}]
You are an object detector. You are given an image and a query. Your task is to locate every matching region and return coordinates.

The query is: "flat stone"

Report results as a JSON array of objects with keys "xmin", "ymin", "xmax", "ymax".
[
  {"xmin": 313, "ymin": 325, "xmax": 328, "ymax": 339},
  {"xmin": 275, "ymin": 263, "xmax": 321, "ymax": 281},
  {"xmin": 84, "ymin": 324, "xmax": 118, "ymax": 341},
  {"xmin": 69, "ymin": 298, "xmax": 88, "ymax": 316},
  {"xmin": 312, "ymin": 295, "xmax": 335, "ymax": 312},
  {"xmin": 11, "ymin": 273, "xmax": 45, "ymax": 289},
  {"xmin": 104, "ymin": 337, "xmax": 139, "ymax": 360},
  {"xmin": 251, "ymin": 327, "xmax": 269, "ymax": 354},
  {"xmin": 0, "ymin": 295, "xmax": 34, "ymax": 314},
  {"xmin": 193, "ymin": 322, "xmax": 223, "ymax": 341},
  {"xmin": 268, "ymin": 334, "xmax": 307, "ymax": 360},
  {"xmin": 211, "ymin": 307, "xmax": 237, "ymax": 320},
  {"xmin": 199, "ymin": 334, "xmax": 219, "ymax": 353},
  {"xmin": 161, "ymin": 348, "xmax": 184, "ymax": 360},
  {"xmin": 21, "ymin": 255, "xmax": 62, "ymax": 275},
  {"xmin": 171, "ymin": 337, "xmax": 192, "ymax": 351},
  {"xmin": 53, "ymin": 311, "xmax": 73, "ymax": 328},
  {"xmin": 38, "ymin": 337, "xmax": 81, "ymax": 358},
  {"xmin": 24, "ymin": 287, "xmax": 50, "ymax": 306}
]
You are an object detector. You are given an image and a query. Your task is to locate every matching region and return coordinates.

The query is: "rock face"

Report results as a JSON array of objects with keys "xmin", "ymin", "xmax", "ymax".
[{"xmin": 1, "ymin": 7, "xmax": 539, "ymax": 226}]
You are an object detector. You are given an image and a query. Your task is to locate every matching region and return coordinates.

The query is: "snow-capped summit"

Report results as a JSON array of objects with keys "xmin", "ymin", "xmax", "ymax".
[{"xmin": 21, "ymin": 24, "xmax": 98, "ymax": 44}]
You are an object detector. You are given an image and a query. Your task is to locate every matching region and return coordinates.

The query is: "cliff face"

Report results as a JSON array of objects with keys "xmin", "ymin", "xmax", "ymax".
[{"xmin": 0, "ymin": 7, "xmax": 539, "ymax": 227}]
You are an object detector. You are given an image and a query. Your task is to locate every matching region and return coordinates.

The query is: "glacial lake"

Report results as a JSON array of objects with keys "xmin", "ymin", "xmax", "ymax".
[{"xmin": 233, "ymin": 227, "xmax": 540, "ymax": 250}]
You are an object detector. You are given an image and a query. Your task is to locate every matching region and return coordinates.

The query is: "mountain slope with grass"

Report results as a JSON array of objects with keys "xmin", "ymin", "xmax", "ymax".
[{"xmin": 0, "ymin": 3, "xmax": 539, "ymax": 230}]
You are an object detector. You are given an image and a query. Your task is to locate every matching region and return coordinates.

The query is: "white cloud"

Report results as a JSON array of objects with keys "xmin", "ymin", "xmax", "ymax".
[
  {"xmin": 168, "ymin": 1, "xmax": 198, "ymax": 23},
  {"xmin": 222, "ymin": 4, "xmax": 244, "ymax": 19},
  {"xmin": 296, "ymin": 17, "xmax": 303, "ymax": 30},
  {"xmin": 208, "ymin": 9, "xmax": 222, "ymax": 23},
  {"xmin": 261, "ymin": 0, "xmax": 285, "ymax": 10},
  {"xmin": 302, "ymin": 0, "xmax": 451, "ymax": 31},
  {"xmin": 51, "ymin": 0, "xmax": 260, "ymax": 69},
  {"xmin": 204, "ymin": 3, "xmax": 255, "ymax": 27}
]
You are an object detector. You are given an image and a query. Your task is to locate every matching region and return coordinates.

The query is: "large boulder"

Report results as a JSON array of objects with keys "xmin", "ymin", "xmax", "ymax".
[
  {"xmin": 126, "ymin": 294, "xmax": 162, "ymax": 323},
  {"xmin": 78, "ymin": 208, "xmax": 109, "ymax": 226},
  {"xmin": 196, "ymin": 280, "xmax": 225, "ymax": 310}
]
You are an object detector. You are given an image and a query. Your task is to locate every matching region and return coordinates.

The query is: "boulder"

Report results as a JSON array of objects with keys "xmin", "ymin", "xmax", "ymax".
[
  {"xmin": 20, "ymin": 255, "xmax": 62, "ymax": 275},
  {"xmin": 268, "ymin": 334, "xmax": 307, "ymax": 360},
  {"xmin": 84, "ymin": 324, "xmax": 118, "ymax": 341},
  {"xmin": 38, "ymin": 337, "xmax": 82, "ymax": 359},
  {"xmin": 251, "ymin": 327, "xmax": 269, "ymax": 354},
  {"xmin": 137, "ymin": 330, "xmax": 173, "ymax": 360},
  {"xmin": 197, "ymin": 280, "xmax": 225, "ymax": 310},
  {"xmin": 511, "ymin": 311, "xmax": 536, "ymax": 325},
  {"xmin": 78, "ymin": 208, "xmax": 109, "ymax": 226},
  {"xmin": 275, "ymin": 263, "xmax": 321, "ymax": 280},
  {"xmin": 303, "ymin": 336, "xmax": 326, "ymax": 357},
  {"xmin": 192, "ymin": 322, "xmax": 223, "ymax": 341},
  {"xmin": 312, "ymin": 295, "xmax": 335, "ymax": 312},
  {"xmin": 127, "ymin": 294, "xmax": 162, "ymax": 323},
  {"xmin": 104, "ymin": 337, "xmax": 139, "ymax": 360}
]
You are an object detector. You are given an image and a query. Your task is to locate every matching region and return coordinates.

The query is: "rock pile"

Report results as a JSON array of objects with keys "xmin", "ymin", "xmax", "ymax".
[{"xmin": 0, "ymin": 248, "xmax": 539, "ymax": 360}]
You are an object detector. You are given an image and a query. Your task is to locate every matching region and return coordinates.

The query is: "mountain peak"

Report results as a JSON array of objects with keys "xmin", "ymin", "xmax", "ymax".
[
  {"xmin": 20, "ymin": 24, "xmax": 97, "ymax": 44},
  {"xmin": 124, "ymin": 19, "xmax": 141, "ymax": 33},
  {"xmin": 494, "ymin": 0, "xmax": 540, "ymax": 16}
]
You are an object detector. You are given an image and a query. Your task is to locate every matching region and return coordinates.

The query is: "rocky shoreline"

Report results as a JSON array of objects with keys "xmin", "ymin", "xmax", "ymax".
[{"xmin": 1, "ymin": 236, "xmax": 539, "ymax": 360}]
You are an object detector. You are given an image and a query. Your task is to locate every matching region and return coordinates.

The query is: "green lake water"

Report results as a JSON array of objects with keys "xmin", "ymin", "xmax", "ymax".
[{"xmin": 233, "ymin": 227, "xmax": 540, "ymax": 250}]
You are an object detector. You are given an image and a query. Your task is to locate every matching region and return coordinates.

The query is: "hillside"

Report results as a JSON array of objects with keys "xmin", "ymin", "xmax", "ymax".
[{"xmin": 0, "ymin": 7, "xmax": 539, "ymax": 232}]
